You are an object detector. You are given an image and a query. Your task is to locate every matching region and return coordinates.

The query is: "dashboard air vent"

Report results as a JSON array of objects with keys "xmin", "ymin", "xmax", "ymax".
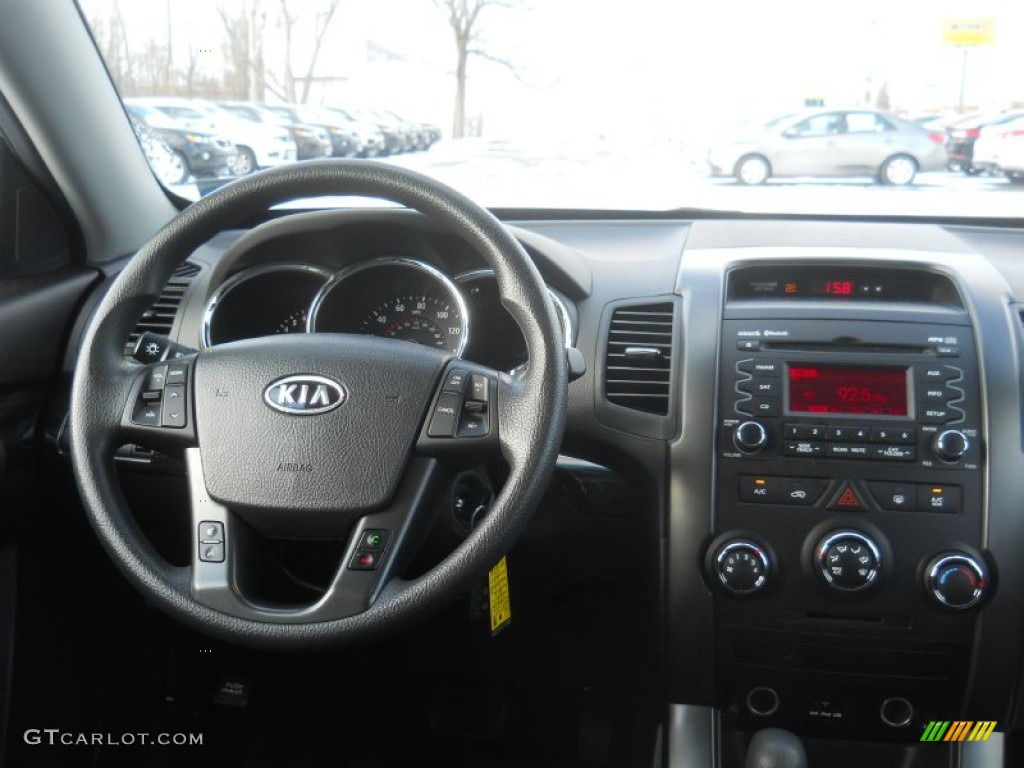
[
  {"xmin": 124, "ymin": 261, "xmax": 200, "ymax": 354},
  {"xmin": 604, "ymin": 302, "xmax": 675, "ymax": 415}
]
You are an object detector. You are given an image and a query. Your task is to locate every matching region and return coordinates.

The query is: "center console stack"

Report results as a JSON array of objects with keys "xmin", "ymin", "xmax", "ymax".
[{"xmin": 708, "ymin": 264, "xmax": 986, "ymax": 741}]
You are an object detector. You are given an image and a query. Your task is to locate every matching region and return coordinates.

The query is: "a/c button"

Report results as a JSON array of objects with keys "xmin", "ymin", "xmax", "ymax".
[{"xmin": 739, "ymin": 476, "xmax": 780, "ymax": 503}]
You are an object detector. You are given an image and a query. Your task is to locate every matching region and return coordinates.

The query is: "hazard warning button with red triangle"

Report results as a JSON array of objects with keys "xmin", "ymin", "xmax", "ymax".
[{"xmin": 827, "ymin": 481, "xmax": 867, "ymax": 512}]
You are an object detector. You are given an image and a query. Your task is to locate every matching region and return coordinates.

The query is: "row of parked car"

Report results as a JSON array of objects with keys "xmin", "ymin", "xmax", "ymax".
[
  {"xmin": 126, "ymin": 97, "xmax": 442, "ymax": 186},
  {"xmin": 917, "ymin": 110, "xmax": 1024, "ymax": 184}
]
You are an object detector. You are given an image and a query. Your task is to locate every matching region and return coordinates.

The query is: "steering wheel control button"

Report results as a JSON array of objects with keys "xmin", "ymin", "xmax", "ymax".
[
  {"xmin": 199, "ymin": 543, "xmax": 225, "ymax": 563},
  {"xmin": 146, "ymin": 364, "xmax": 168, "ymax": 391},
  {"xmin": 739, "ymin": 476, "xmax": 779, "ymax": 503},
  {"xmin": 925, "ymin": 553, "xmax": 987, "ymax": 609},
  {"xmin": 443, "ymin": 369, "xmax": 468, "ymax": 393},
  {"xmin": 165, "ymin": 362, "xmax": 189, "ymax": 386},
  {"xmin": 161, "ymin": 384, "xmax": 187, "ymax": 427},
  {"xmin": 200, "ymin": 521, "xmax": 224, "ymax": 542},
  {"xmin": 817, "ymin": 531, "xmax": 881, "ymax": 591},
  {"xmin": 714, "ymin": 540, "xmax": 770, "ymax": 595},
  {"xmin": 427, "ymin": 392, "xmax": 463, "ymax": 437},
  {"xmin": 359, "ymin": 529, "xmax": 389, "ymax": 550},
  {"xmin": 133, "ymin": 332, "xmax": 172, "ymax": 363},
  {"xmin": 457, "ymin": 412, "xmax": 489, "ymax": 437},
  {"xmin": 349, "ymin": 550, "xmax": 381, "ymax": 571},
  {"xmin": 468, "ymin": 374, "xmax": 489, "ymax": 404},
  {"xmin": 131, "ymin": 399, "xmax": 162, "ymax": 426}
]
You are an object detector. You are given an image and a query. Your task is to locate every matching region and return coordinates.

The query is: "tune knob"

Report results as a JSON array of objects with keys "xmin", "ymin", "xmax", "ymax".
[
  {"xmin": 932, "ymin": 430, "xmax": 969, "ymax": 463},
  {"xmin": 714, "ymin": 540, "xmax": 770, "ymax": 595},
  {"xmin": 925, "ymin": 553, "xmax": 987, "ymax": 610},
  {"xmin": 733, "ymin": 421, "xmax": 769, "ymax": 453},
  {"xmin": 816, "ymin": 531, "xmax": 881, "ymax": 592}
]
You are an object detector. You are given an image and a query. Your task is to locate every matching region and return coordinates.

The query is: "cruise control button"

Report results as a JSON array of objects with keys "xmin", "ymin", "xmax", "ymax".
[
  {"xmin": 443, "ymin": 369, "xmax": 468, "ymax": 393},
  {"xmin": 739, "ymin": 475, "xmax": 780, "ymax": 503},
  {"xmin": 468, "ymin": 374, "xmax": 489, "ymax": 403},
  {"xmin": 456, "ymin": 412, "xmax": 489, "ymax": 438},
  {"xmin": 161, "ymin": 384, "xmax": 187, "ymax": 428},
  {"xmin": 427, "ymin": 393, "xmax": 462, "ymax": 437},
  {"xmin": 779, "ymin": 478, "xmax": 828, "ymax": 505},
  {"xmin": 867, "ymin": 482, "xmax": 916, "ymax": 511},
  {"xmin": 918, "ymin": 485, "xmax": 960, "ymax": 513}
]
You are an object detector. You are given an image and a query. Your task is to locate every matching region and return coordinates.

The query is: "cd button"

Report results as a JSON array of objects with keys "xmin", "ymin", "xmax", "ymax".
[{"xmin": 748, "ymin": 398, "xmax": 780, "ymax": 417}]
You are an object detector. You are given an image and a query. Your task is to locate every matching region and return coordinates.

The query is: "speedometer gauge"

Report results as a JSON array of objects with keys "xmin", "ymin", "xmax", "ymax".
[
  {"xmin": 308, "ymin": 256, "xmax": 469, "ymax": 356},
  {"xmin": 359, "ymin": 295, "xmax": 461, "ymax": 350}
]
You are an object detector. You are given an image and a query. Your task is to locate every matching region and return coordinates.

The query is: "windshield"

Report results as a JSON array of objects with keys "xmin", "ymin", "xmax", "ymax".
[{"xmin": 78, "ymin": 0, "xmax": 1024, "ymax": 216}]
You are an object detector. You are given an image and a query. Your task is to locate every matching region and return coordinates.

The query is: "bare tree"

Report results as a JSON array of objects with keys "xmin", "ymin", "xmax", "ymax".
[
  {"xmin": 219, "ymin": 0, "xmax": 267, "ymax": 101},
  {"xmin": 271, "ymin": 0, "xmax": 340, "ymax": 104},
  {"xmin": 433, "ymin": 0, "xmax": 519, "ymax": 138}
]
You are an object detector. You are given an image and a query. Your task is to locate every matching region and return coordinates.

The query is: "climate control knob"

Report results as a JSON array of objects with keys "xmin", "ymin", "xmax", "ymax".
[
  {"xmin": 816, "ymin": 531, "xmax": 881, "ymax": 592},
  {"xmin": 733, "ymin": 421, "xmax": 769, "ymax": 453},
  {"xmin": 714, "ymin": 540, "xmax": 770, "ymax": 595},
  {"xmin": 925, "ymin": 553, "xmax": 987, "ymax": 610},
  {"xmin": 932, "ymin": 430, "xmax": 969, "ymax": 463}
]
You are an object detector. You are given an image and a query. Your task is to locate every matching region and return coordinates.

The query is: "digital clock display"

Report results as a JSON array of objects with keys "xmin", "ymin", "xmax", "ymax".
[{"xmin": 787, "ymin": 365, "xmax": 909, "ymax": 416}]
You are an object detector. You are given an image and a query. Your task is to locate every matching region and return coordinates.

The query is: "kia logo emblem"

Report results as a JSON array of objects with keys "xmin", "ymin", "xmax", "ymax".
[{"xmin": 263, "ymin": 375, "xmax": 346, "ymax": 415}]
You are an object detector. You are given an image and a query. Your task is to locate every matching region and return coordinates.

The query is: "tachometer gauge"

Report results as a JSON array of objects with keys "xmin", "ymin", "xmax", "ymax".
[
  {"xmin": 359, "ymin": 295, "xmax": 461, "ymax": 350},
  {"xmin": 309, "ymin": 257, "xmax": 469, "ymax": 356}
]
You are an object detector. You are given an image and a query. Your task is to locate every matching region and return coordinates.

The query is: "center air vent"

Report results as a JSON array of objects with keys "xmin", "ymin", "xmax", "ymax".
[
  {"xmin": 124, "ymin": 261, "xmax": 200, "ymax": 355},
  {"xmin": 604, "ymin": 302, "xmax": 675, "ymax": 415}
]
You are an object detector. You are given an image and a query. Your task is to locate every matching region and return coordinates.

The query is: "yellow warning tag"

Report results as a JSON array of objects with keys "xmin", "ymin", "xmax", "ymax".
[{"xmin": 488, "ymin": 556, "xmax": 512, "ymax": 635}]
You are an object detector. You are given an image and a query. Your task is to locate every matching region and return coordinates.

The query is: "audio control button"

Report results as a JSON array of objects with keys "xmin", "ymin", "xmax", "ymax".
[
  {"xmin": 872, "ymin": 444, "xmax": 916, "ymax": 461},
  {"xmin": 782, "ymin": 440, "xmax": 825, "ymax": 457},
  {"xmin": 737, "ymin": 339, "xmax": 761, "ymax": 351},
  {"xmin": 784, "ymin": 423, "xmax": 826, "ymax": 439},
  {"xmin": 871, "ymin": 427, "xmax": 915, "ymax": 444},
  {"xmin": 828, "ymin": 443, "xmax": 872, "ymax": 458}
]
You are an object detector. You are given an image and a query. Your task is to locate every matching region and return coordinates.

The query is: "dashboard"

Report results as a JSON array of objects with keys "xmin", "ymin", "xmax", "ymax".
[{"xmin": 139, "ymin": 212, "xmax": 1024, "ymax": 759}]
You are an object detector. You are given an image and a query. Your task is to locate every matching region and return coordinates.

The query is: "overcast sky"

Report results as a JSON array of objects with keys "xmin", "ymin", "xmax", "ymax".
[{"xmin": 80, "ymin": 0, "xmax": 1024, "ymax": 147}]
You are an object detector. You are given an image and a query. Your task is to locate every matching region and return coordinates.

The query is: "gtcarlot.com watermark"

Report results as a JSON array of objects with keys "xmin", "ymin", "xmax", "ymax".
[{"xmin": 24, "ymin": 729, "xmax": 203, "ymax": 747}]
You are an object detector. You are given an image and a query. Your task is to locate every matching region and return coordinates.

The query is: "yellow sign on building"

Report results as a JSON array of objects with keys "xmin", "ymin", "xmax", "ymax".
[{"xmin": 943, "ymin": 19, "xmax": 996, "ymax": 46}]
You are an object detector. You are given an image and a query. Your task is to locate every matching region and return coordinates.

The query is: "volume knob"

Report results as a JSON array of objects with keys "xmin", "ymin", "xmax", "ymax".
[
  {"xmin": 932, "ymin": 430, "xmax": 969, "ymax": 463},
  {"xmin": 734, "ymin": 421, "xmax": 769, "ymax": 453}
]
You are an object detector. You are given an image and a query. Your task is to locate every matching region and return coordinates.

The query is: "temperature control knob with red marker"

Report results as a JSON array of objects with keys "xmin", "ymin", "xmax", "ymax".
[{"xmin": 925, "ymin": 553, "xmax": 987, "ymax": 610}]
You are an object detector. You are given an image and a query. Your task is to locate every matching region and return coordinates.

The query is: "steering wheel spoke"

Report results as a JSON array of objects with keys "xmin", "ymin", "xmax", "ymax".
[
  {"xmin": 185, "ymin": 447, "xmax": 445, "ymax": 623},
  {"xmin": 116, "ymin": 355, "xmax": 198, "ymax": 454},
  {"xmin": 415, "ymin": 360, "xmax": 506, "ymax": 465}
]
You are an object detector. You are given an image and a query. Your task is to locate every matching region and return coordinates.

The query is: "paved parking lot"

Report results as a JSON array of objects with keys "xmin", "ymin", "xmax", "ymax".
[{"xmin": 176, "ymin": 140, "xmax": 1024, "ymax": 217}]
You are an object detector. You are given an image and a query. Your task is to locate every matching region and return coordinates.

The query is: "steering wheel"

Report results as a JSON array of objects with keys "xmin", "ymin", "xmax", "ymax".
[{"xmin": 68, "ymin": 160, "xmax": 567, "ymax": 648}]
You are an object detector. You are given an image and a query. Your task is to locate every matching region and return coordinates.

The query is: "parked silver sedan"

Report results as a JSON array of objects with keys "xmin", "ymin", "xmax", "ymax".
[{"xmin": 708, "ymin": 109, "xmax": 948, "ymax": 185}]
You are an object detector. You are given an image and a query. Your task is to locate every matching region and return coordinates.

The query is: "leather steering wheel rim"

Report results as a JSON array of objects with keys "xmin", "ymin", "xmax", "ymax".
[{"xmin": 68, "ymin": 160, "xmax": 567, "ymax": 648}]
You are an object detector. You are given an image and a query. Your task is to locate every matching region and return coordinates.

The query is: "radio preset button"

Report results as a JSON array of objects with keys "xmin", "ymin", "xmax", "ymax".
[
  {"xmin": 867, "ymin": 482, "xmax": 916, "ymax": 511},
  {"xmin": 872, "ymin": 427, "xmax": 915, "ymax": 444},
  {"xmin": 828, "ymin": 426, "xmax": 853, "ymax": 441},
  {"xmin": 782, "ymin": 441, "xmax": 825, "ymax": 457},
  {"xmin": 784, "ymin": 423, "xmax": 826, "ymax": 439}
]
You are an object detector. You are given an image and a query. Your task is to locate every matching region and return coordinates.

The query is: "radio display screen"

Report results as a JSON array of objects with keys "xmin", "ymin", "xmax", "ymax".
[{"xmin": 787, "ymin": 365, "xmax": 909, "ymax": 416}]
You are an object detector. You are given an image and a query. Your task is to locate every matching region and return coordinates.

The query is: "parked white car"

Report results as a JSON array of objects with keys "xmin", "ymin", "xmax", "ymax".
[
  {"xmin": 972, "ymin": 116, "xmax": 1024, "ymax": 184},
  {"xmin": 127, "ymin": 97, "xmax": 297, "ymax": 174}
]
